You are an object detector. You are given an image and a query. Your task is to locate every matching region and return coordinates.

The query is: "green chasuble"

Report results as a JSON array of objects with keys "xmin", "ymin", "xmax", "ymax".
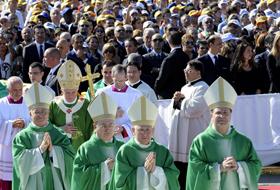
[
  {"xmin": 0, "ymin": 80, "xmax": 8, "ymax": 98},
  {"xmin": 186, "ymin": 125, "xmax": 262, "ymax": 190},
  {"xmin": 109, "ymin": 138, "xmax": 180, "ymax": 190},
  {"xmin": 71, "ymin": 134, "xmax": 124, "ymax": 190},
  {"xmin": 86, "ymin": 79, "xmax": 107, "ymax": 101},
  {"xmin": 12, "ymin": 122, "xmax": 75, "ymax": 190},
  {"xmin": 49, "ymin": 96, "xmax": 93, "ymax": 151}
]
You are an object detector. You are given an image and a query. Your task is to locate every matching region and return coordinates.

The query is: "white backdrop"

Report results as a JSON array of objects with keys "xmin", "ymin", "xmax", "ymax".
[{"xmin": 154, "ymin": 94, "xmax": 280, "ymax": 166}]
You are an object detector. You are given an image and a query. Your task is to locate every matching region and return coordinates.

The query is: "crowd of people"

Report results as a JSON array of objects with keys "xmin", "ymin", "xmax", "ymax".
[{"xmin": 0, "ymin": 0, "xmax": 279, "ymax": 189}]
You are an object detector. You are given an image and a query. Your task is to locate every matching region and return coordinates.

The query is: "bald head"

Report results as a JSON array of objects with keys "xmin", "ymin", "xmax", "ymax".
[{"xmin": 56, "ymin": 39, "xmax": 70, "ymax": 59}]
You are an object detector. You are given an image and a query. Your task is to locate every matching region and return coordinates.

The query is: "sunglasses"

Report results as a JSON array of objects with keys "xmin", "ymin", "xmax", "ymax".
[
  {"xmin": 80, "ymin": 24, "xmax": 89, "ymax": 27},
  {"xmin": 125, "ymin": 30, "xmax": 133, "ymax": 33},
  {"xmin": 152, "ymin": 38, "xmax": 163, "ymax": 42},
  {"xmin": 168, "ymin": 28, "xmax": 178, "ymax": 31},
  {"xmin": 185, "ymin": 41, "xmax": 194, "ymax": 45}
]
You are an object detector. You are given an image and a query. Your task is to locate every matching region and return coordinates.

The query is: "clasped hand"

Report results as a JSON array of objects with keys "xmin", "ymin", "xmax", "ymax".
[
  {"xmin": 39, "ymin": 132, "xmax": 53, "ymax": 153},
  {"xmin": 144, "ymin": 152, "xmax": 156, "ymax": 173},
  {"xmin": 221, "ymin": 156, "xmax": 238, "ymax": 172}
]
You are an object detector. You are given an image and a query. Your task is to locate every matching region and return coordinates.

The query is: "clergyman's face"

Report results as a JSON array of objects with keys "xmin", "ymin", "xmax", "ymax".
[
  {"xmin": 30, "ymin": 107, "xmax": 49, "ymax": 127},
  {"xmin": 211, "ymin": 107, "xmax": 232, "ymax": 132},
  {"xmin": 95, "ymin": 118, "xmax": 115, "ymax": 142},
  {"xmin": 132, "ymin": 125, "xmax": 154, "ymax": 145}
]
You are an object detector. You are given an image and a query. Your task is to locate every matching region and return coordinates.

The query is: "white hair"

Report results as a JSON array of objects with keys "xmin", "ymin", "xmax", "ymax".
[{"xmin": 7, "ymin": 76, "xmax": 23, "ymax": 90}]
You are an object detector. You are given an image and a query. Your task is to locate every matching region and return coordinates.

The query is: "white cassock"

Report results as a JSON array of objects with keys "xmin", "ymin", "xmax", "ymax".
[
  {"xmin": 167, "ymin": 80, "xmax": 211, "ymax": 162},
  {"xmin": 0, "ymin": 96, "xmax": 30, "ymax": 181},
  {"xmin": 96, "ymin": 85, "xmax": 142, "ymax": 141},
  {"xmin": 126, "ymin": 80, "xmax": 158, "ymax": 106}
]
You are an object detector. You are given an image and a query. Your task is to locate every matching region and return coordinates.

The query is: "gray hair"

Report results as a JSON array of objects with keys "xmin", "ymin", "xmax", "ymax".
[
  {"xmin": 111, "ymin": 64, "xmax": 126, "ymax": 77},
  {"xmin": 7, "ymin": 76, "xmax": 23, "ymax": 90}
]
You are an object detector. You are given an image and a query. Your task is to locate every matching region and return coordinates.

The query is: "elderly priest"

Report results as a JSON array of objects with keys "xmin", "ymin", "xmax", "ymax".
[
  {"xmin": 12, "ymin": 83, "xmax": 75, "ymax": 190},
  {"xmin": 49, "ymin": 60, "xmax": 92, "ymax": 151},
  {"xmin": 186, "ymin": 77, "xmax": 262, "ymax": 190},
  {"xmin": 71, "ymin": 92, "xmax": 124, "ymax": 190},
  {"xmin": 110, "ymin": 96, "xmax": 180, "ymax": 190}
]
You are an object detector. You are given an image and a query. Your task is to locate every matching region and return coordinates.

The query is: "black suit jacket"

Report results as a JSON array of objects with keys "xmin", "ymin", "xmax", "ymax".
[
  {"xmin": 45, "ymin": 64, "xmax": 62, "ymax": 96},
  {"xmin": 142, "ymin": 51, "xmax": 168, "ymax": 88},
  {"xmin": 138, "ymin": 44, "xmax": 150, "ymax": 55},
  {"xmin": 154, "ymin": 48, "xmax": 189, "ymax": 99},
  {"xmin": 254, "ymin": 50, "xmax": 270, "ymax": 93},
  {"xmin": 198, "ymin": 54, "xmax": 231, "ymax": 85},
  {"xmin": 22, "ymin": 42, "xmax": 53, "ymax": 83},
  {"xmin": 266, "ymin": 53, "xmax": 280, "ymax": 93}
]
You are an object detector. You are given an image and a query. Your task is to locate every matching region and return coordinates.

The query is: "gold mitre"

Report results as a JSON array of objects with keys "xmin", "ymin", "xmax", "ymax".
[
  {"xmin": 57, "ymin": 60, "xmax": 82, "ymax": 89},
  {"xmin": 24, "ymin": 82, "xmax": 54, "ymax": 110},
  {"xmin": 204, "ymin": 77, "xmax": 237, "ymax": 110},
  {"xmin": 87, "ymin": 92, "xmax": 118, "ymax": 122},
  {"xmin": 128, "ymin": 96, "xmax": 158, "ymax": 127}
]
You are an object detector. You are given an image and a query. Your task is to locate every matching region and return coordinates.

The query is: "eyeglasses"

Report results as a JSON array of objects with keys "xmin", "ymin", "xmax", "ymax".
[
  {"xmin": 96, "ymin": 30, "xmax": 104, "ymax": 33},
  {"xmin": 152, "ymin": 38, "xmax": 163, "ymax": 42}
]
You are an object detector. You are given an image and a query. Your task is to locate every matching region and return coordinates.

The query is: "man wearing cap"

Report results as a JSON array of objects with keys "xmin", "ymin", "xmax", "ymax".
[
  {"xmin": 12, "ymin": 82, "xmax": 75, "ymax": 190},
  {"xmin": 49, "ymin": 60, "xmax": 93, "ymax": 151},
  {"xmin": 96, "ymin": 64, "xmax": 142, "ymax": 142},
  {"xmin": 186, "ymin": 77, "xmax": 262, "ymax": 190},
  {"xmin": 110, "ymin": 96, "xmax": 180, "ymax": 190},
  {"xmin": 0, "ymin": 76, "xmax": 30, "ymax": 190},
  {"xmin": 125, "ymin": 53, "xmax": 158, "ymax": 105},
  {"xmin": 71, "ymin": 92, "xmax": 124, "ymax": 190}
]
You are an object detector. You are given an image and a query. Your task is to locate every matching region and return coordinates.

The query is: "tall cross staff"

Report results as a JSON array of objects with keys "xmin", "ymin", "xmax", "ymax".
[{"xmin": 82, "ymin": 64, "xmax": 100, "ymax": 98}]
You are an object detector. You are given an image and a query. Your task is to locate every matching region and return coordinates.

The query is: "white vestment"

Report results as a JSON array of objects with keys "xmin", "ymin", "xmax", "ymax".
[
  {"xmin": 96, "ymin": 85, "xmax": 142, "ymax": 141},
  {"xmin": 126, "ymin": 80, "xmax": 158, "ymax": 105},
  {"xmin": 168, "ymin": 81, "xmax": 210, "ymax": 162},
  {"xmin": 0, "ymin": 97, "xmax": 30, "ymax": 180}
]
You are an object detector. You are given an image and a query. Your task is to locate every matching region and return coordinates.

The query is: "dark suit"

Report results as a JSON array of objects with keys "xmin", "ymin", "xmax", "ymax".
[
  {"xmin": 138, "ymin": 44, "xmax": 152, "ymax": 55},
  {"xmin": 154, "ymin": 48, "xmax": 189, "ymax": 99},
  {"xmin": 22, "ymin": 42, "xmax": 53, "ymax": 83},
  {"xmin": 198, "ymin": 54, "xmax": 231, "ymax": 85},
  {"xmin": 142, "ymin": 51, "xmax": 168, "ymax": 88},
  {"xmin": 45, "ymin": 64, "xmax": 62, "ymax": 96},
  {"xmin": 266, "ymin": 53, "xmax": 280, "ymax": 93},
  {"xmin": 115, "ymin": 41, "xmax": 126, "ymax": 63},
  {"xmin": 254, "ymin": 50, "xmax": 270, "ymax": 93}
]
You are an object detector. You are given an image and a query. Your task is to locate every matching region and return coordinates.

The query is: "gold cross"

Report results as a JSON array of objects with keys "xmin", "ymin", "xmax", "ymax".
[{"xmin": 81, "ymin": 64, "xmax": 100, "ymax": 98}]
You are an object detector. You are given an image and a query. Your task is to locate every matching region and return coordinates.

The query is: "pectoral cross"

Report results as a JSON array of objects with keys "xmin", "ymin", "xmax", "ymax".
[{"xmin": 81, "ymin": 64, "xmax": 100, "ymax": 98}]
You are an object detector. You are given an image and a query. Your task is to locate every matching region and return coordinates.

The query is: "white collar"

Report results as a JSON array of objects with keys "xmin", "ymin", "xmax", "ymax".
[
  {"xmin": 134, "ymin": 138, "xmax": 151, "ymax": 148},
  {"xmin": 127, "ymin": 80, "xmax": 141, "ymax": 86},
  {"xmin": 63, "ymin": 97, "xmax": 77, "ymax": 104}
]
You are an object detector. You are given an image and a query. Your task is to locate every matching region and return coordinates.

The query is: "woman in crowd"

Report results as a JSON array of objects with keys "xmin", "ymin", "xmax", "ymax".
[
  {"xmin": 267, "ymin": 32, "xmax": 280, "ymax": 93},
  {"xmin": 230, "ymin": 41, "xmax": 262, "ymax": 95},
  {"xmin": 181, "ymin": 34, "xmax": 197, "ymax": 60}
]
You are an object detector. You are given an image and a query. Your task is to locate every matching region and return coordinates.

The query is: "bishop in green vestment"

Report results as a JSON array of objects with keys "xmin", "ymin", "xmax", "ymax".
[
  {"xmin": 71, "ymin": 92, "xmax": 123, "ymax": 190},
  {"xmin": 110, "ymin": 96, "xmax": 180, "ymax": 190},
  {"xmin": 186, "ymin": 77, "xmax": 262, "ymax": 190},
  {"xmin": 50, "ymin": 60, "xmax": 93, "ymax": 150},
  {"xmin": 12, "ymin": 83, "xmax": 75, "ymax": 190}
]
